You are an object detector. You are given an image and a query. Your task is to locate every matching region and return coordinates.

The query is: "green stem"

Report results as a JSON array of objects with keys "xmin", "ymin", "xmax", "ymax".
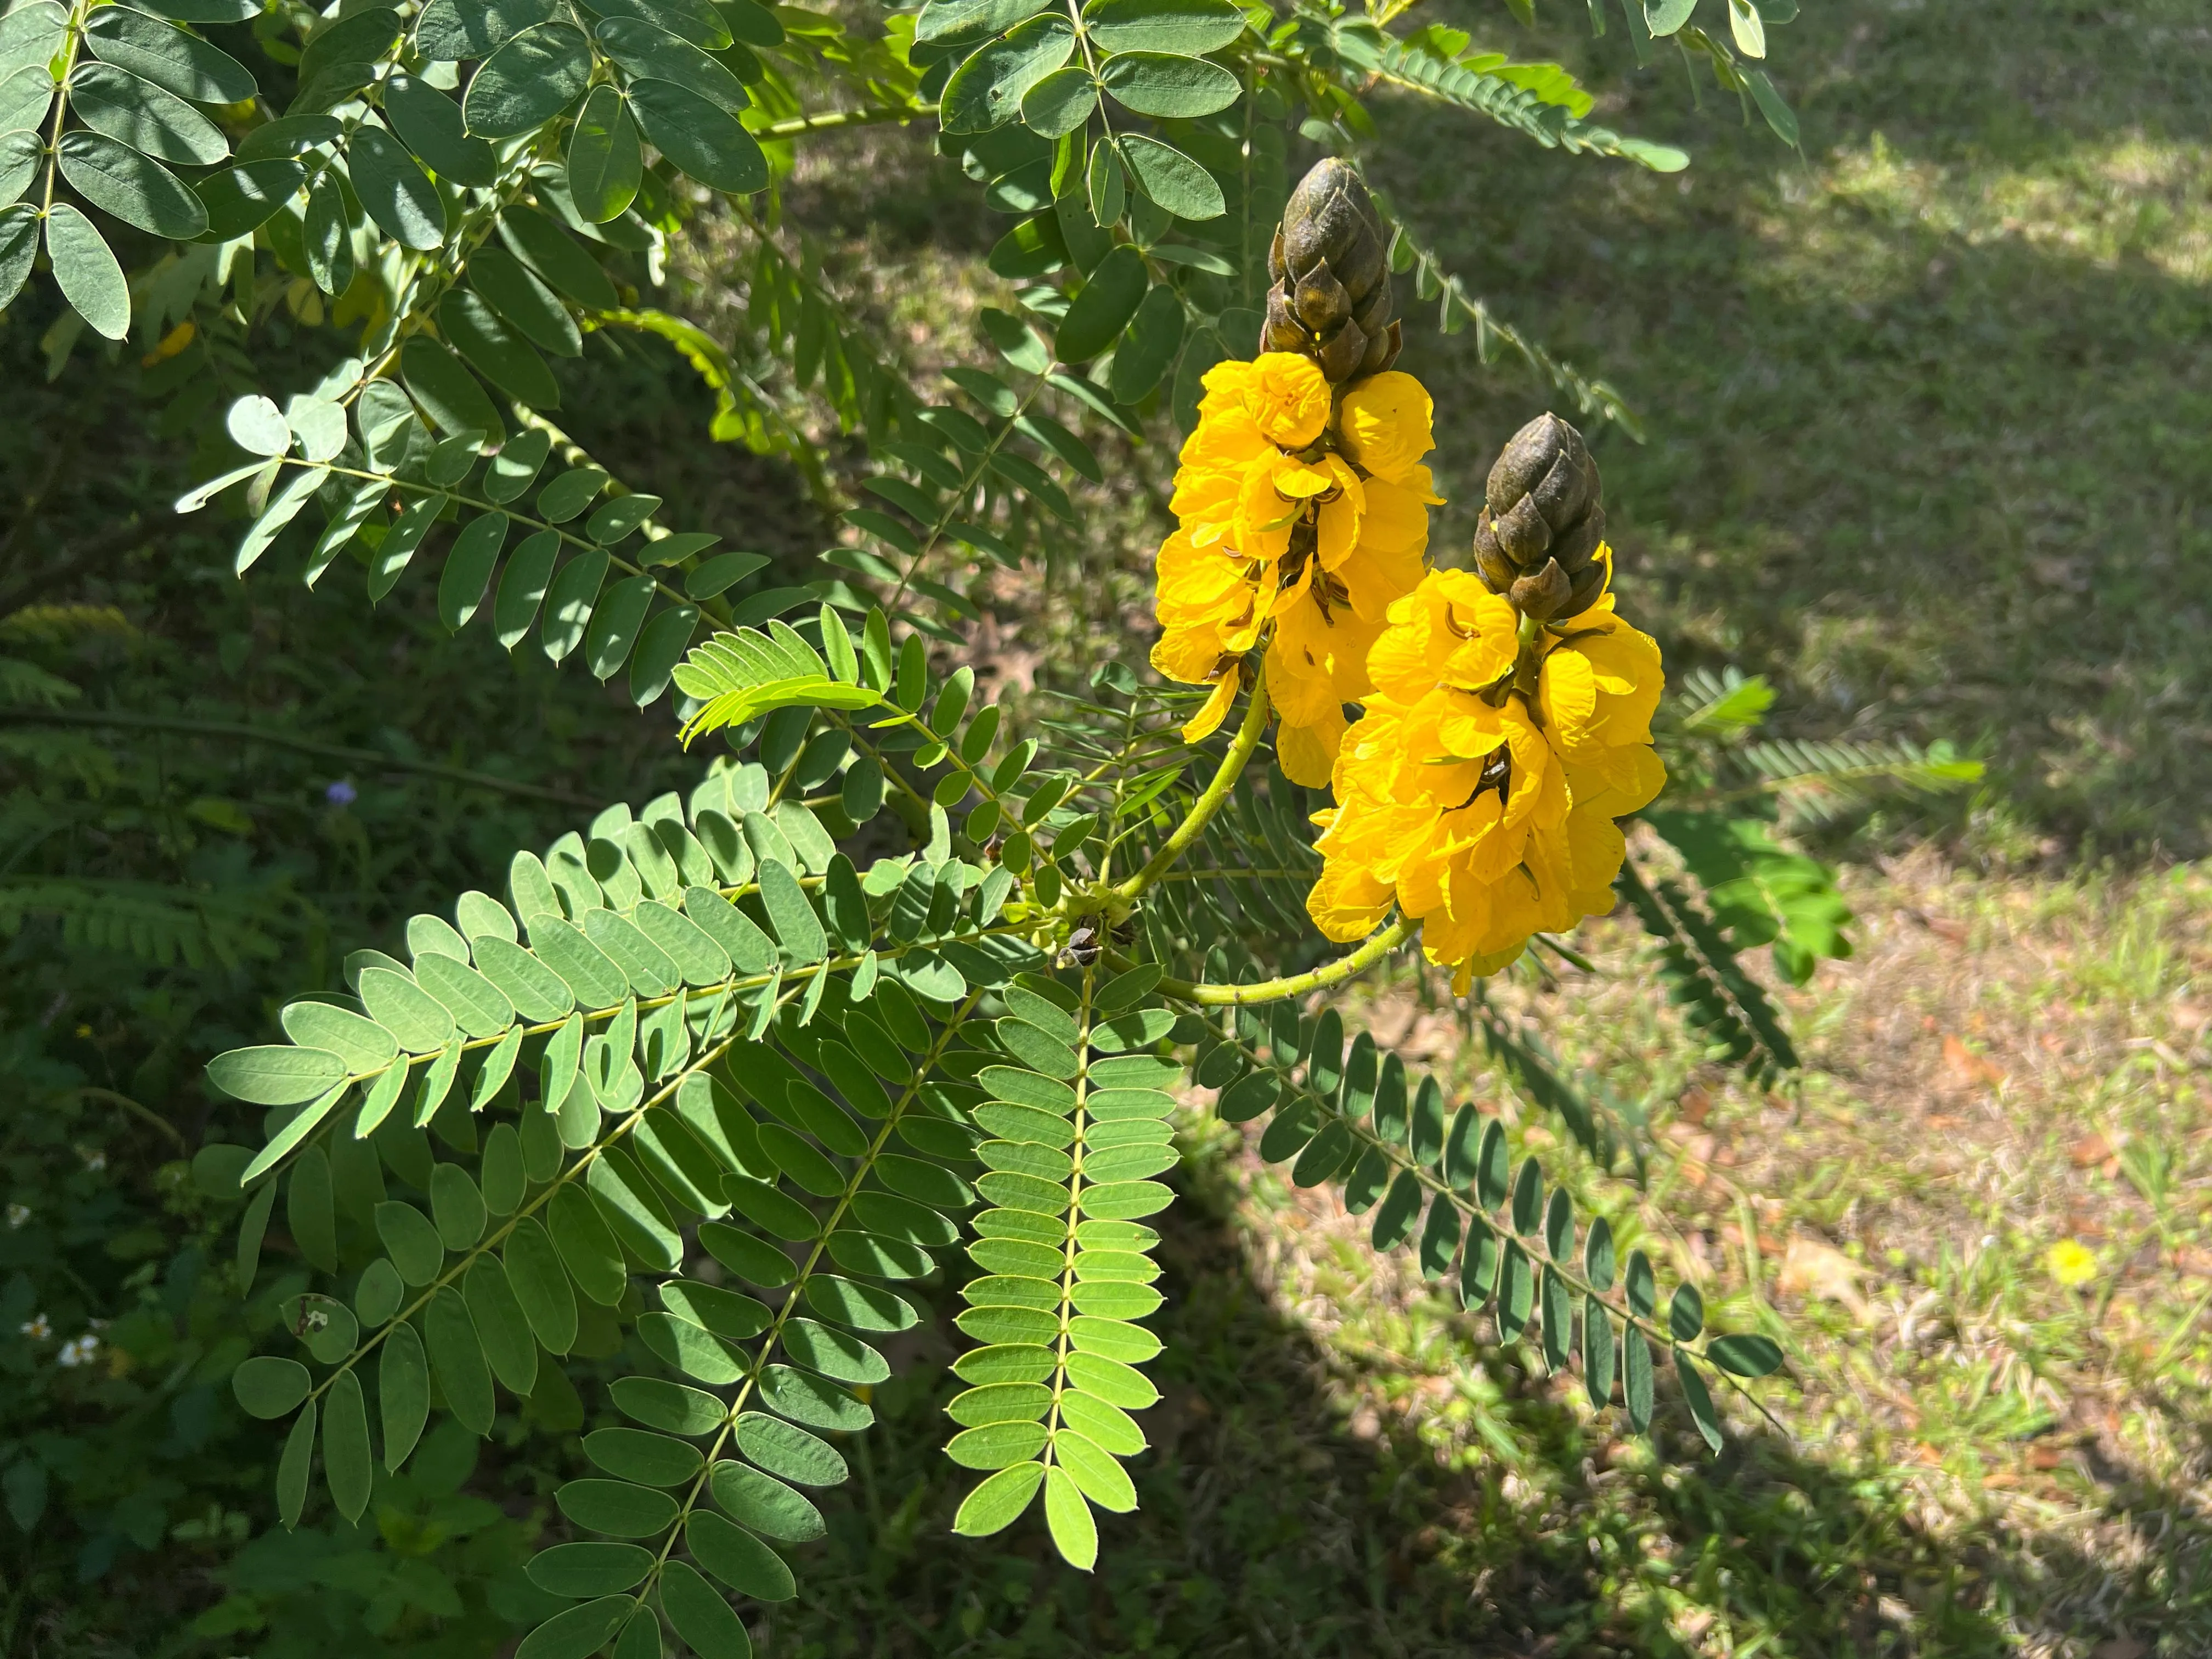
[
  {"xmin": 758, "ymin": 103, "xmax": 937, "ymax": 138},
  {"xmin": 0, "ymin": 709, "xmax": 602, "ymax": 807},
  {"xmin": 1113, "ymin": 661, "xmax": 1272, "ymax": 902},
  {"xmin": 1152, "ymin": 916, "xmax": 1419, "ymax": 1007}
]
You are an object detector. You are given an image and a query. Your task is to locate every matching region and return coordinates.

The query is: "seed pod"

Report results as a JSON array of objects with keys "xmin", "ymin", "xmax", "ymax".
[
  {"xmin": 1471, "ymin": 413, "xmax": 1609, "ymax": 620},
  {"xmin": 1263, "ymin": 159, "xmax": 1401, "ymax": 385}
]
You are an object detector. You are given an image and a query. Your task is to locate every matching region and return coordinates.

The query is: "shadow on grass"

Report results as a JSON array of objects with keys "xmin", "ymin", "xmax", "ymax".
[
  {"xmin": 1373, "ymin": 0, "xmax": 2212, "ymax": 862},
  {"xmin": 764, "ymin": 1153, "xmax": 2212, "ymax": 1658}
]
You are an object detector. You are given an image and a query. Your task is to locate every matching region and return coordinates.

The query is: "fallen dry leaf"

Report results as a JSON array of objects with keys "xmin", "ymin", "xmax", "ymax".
[
  {"xmin": 1776, "ymin": 1234, "xmax": 1870, "ymax": 1317},
  {"xmin": 1679, "ymin": 1085, "xmax": 1712, "ymax": 1127},
  {"xmin": 1942, "ymin": 1034, "xmax": 2008, "ymax": 1087},
  {"xmin": 2070, "ymin": 1133, "xmax": 2113, "ymax": 1168},
  {"xmin": 2091, "ymin": 1638, "xmax": 2147, "ymax": 1659}
]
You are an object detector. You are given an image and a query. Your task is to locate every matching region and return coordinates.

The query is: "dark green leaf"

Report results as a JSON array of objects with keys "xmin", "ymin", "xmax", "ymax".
[
  {"xmin": 1675, "ymin": 1348, "xmax": 1725, "ymax": 1451},
  {"xmin": 347, "ymin": 122, "xmax": 447, "ymax": 250},
  {"xmin": 441, "ymin": 288, "xmax": 559, "ymax": 406},
  {"xmin": 628, "ymin": 77, "xmax": 766, "ymax": 193},
  {"xmin": 383, "ymin": 74, "xmax": 498, "ymax": 186},
  {"xmin": 597, "ymin": 18, "xmax": 748, "ymax": 111},
  {"xmin": 687, "ymin": 1511, "xmax": 795, "ymax": 1600},
  {"xmin": 460, "ymin": 253, "xmax": 578, "ymax": 366},
  {"xmin": 194, "ymin": 157, "xmax": 304, "ymax": 238},
  {"xmin": 500, "ymin": 205, "xmax": 619, "ymax": 307},
  {"xmin": 323, "ymin": 1369, "xmax": 373, "ymax": 1522},
  {"xmin": 1706, "ymin": 1331, "xmax": 1784, "ymax": 1377},
  {"xmin": 565, "ymin": 83, "xmax": 642, "ymax": 222},
  {"xmin": 557, "ymin": 1477, "xmax": 679, "ymax": 1537},
  {"xmin": 709, "ymin": 1459, "xmax": 826, "ymax": 1541},
  {"xmin": 401, "ymin": 336, "xmax": 506, "ymax": 441},
  {"xmin": 380, "ymin": 1319, "xmax": 430, "ymax": 1469},
  {"xmin": 941, "ymin": 13, "xmax": 1074, "ymax": 134},
  {"xmin": 661, "ymin": 1559, "xmax": 749, "ymax": 1658},
  {"xmin": 57, "ymin": 131, "xmax": 206, "ymax": 238},
  {"xmin": 527, "ymin": 1542, "xmax": 655, "ymax": 1596},
  {"xmin": 1117, "ymin": 133, "xmax": 1222, "ymax": 219},
  {"xmin": 232, "ymin": 1355, "xmax": 310, "ymax": 1419},
  {"xmin": 1082, "ymin": 0, "xmax": 1245, "ymax": 54},
  {"xmin": 67, "ymin": 61, "xmax": 227, "ymax": 164},
  {"xmin": 82, "ymin": 5, "xmax": 256, "ymax": 103},
  {"xmin": 514, "ymin": 1599, "xmax": 631, "ymax": 1659},
  {"xmin": 464, "ymin": 22, "xmax": 590, "ymax": 137},
  {"xmin": 1097, "ymin": 49, "xmax": 1237, "ymax": 117},
  {"xmin": 1019, "ymin": 64, "xmax": 1094, "ymax": 136}
]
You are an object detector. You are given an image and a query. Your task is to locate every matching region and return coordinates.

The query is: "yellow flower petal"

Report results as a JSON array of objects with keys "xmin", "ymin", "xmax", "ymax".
[{"xmin": 1338, "ymin": 370, "xmax": 1435, "ymax": 485}]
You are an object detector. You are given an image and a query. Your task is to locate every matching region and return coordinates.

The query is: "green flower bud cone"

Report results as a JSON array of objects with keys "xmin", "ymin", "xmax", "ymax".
[
  {"xmin": 1472, "ymin": 412, "xmax": 1611, "ymax": 620},
  {"xmin": 1263, "ymin": 159, "xmax": 1401, "ymax": 385}
]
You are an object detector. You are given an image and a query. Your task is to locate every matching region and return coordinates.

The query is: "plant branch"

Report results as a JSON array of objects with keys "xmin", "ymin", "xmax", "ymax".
[
  {"xmin": 1153, "ymin": 915, "xmax": 1420, "ymax": 1007},
  {"xmin": 1114, "ymin": 661, "xmax": 1273, "ymax": 902}
]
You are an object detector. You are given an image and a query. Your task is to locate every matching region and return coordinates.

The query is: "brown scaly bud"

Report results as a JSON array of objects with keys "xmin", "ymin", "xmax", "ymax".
[
  {"xmin": 1262, "ymin": 158, "xmax": 1401, "ymax": 385},
  {"xmin": 1471, "ymin": 412, "xmax": 1611, "ymax": 621}
]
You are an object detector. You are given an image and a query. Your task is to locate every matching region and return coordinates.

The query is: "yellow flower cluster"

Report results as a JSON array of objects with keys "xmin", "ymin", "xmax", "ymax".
[
  {"xmin": 1150, "ymin": 353, "xmax": 1440, "ymax": 787},
  {"xmin": 1306, "ymin": 568, "xmax": 1666, "ymax": 988}
]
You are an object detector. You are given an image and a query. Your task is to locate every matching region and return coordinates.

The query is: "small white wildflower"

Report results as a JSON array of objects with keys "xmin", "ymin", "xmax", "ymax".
[
  {"xmin": 79, "ymin": 1149, "xmax": 108, "ymax": 1173},
  {"xmin": 58, "ymin": 1334, "xmax": 100, "ymax": 1368},
  {"xmin": 5, "ymin": 1204, "xmax": 28, "ymax": 1230},
  {"xmin": 19, "ymin": 1313, "xmax": 49, "ymax": 1340}
]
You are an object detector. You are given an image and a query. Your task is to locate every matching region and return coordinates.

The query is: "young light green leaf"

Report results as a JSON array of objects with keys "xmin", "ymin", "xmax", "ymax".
[{"xmin": 952, "ymin": 1460, "xmax": 1045, "ymax": 1535}]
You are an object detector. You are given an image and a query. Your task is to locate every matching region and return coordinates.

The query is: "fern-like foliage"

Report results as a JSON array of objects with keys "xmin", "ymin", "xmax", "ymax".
[
  {"xmin": 1195, "ymin": 1006, "xmax": 1782, "ymax": 1442},
  {"xmin": 4, "ymin": 0, "xmax": 1845, "ymax": 1623}
]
